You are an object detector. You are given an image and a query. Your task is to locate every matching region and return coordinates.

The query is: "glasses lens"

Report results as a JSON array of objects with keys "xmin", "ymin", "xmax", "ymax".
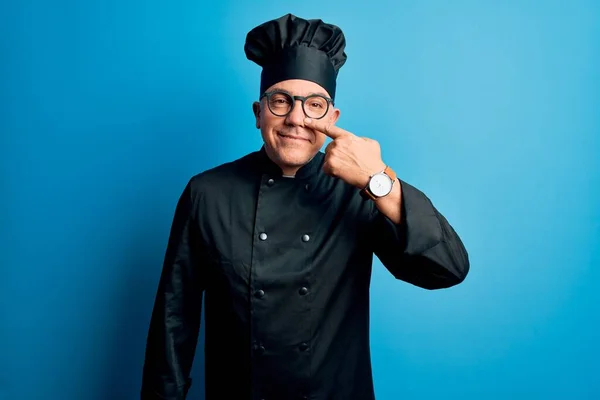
[
  {"xmin": 304, "ymin": 95, "xmax": 329, "ymax": 119},
  {"xmin": 268, "ymin": 92, "xmax": 292, "ymax": 116}
]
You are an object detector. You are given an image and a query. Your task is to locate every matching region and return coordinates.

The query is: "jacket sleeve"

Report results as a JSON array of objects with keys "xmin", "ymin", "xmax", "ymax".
[
  {"xmin": 141, "ymin": 180, "xmax": 205, "ymax": 399},
  {"xmin": 370, "ymin": 179, "xmax": 470, "ymax": 290}
]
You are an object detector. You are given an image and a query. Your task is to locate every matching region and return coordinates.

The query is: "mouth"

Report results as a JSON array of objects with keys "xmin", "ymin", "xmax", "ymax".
[{"xmin": 277, "ymin": 133, "xmax": 311, "ymax": 143}]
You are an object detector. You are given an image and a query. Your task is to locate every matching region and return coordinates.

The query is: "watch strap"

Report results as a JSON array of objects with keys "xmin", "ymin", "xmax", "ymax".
[{"xmin": 383, "ymin": 165, "xmax": 397, "ymax": 182}]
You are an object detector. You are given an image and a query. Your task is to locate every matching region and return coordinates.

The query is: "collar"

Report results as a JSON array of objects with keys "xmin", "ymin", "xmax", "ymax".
[{"xmin": 255, "ymin": 145, "xmax": 324, "ymax": 179}]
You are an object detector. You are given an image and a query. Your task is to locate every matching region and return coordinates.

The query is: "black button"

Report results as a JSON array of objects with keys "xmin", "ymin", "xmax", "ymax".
[
  {"xmin": 267, "ymin": 178, "xmax": 275, "ymax": 186},
  {"xmin": 254, "ymin": 343, "xmax": 265, "ymax": 355},
  {"xmin": 299, "ymin": 342, "xmax": 309, "ymax": 352},
  {"xmin": 299, "ymin": 287, "xmax": 308, "ymax": 295},
  {"xmin": 255, "ymin": 289, "xmax": 265, "ymax": 298},
  {"xmin": 305, "ymin": 184, "xmax": 310, "ymax": 191}
]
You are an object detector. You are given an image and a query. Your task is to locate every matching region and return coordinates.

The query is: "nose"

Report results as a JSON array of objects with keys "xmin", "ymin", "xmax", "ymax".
[{"xmin": 285, "ymin": 99, "xmax": 307, "ymax": 126}]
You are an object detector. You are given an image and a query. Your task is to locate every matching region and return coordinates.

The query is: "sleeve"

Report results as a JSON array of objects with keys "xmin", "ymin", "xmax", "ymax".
[
  {"xmin": 140, "ymin": 180, "xmax": 205, "ymax": 399},
  {"xmin": 370, "ymin": 179, "xmax": 470, "ymax": 290}
]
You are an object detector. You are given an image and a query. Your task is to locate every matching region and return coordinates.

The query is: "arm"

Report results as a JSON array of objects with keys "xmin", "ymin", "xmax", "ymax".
[
  {"xmin": 299, "ymin": 118, "xmax": 469, "ymax": 289},
  {"xmin": 141, "ymin": 180, "xmax": 204, "ymax": 399},
  {"xmin": 370, "ymin": 179, "xmax": 470, "ymax": 290}
]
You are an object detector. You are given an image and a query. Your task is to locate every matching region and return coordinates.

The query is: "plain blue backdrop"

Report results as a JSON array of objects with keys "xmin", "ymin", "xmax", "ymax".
[{"xmin": 2, "ymin": 1, "xmax": 599, "ymax": 399}]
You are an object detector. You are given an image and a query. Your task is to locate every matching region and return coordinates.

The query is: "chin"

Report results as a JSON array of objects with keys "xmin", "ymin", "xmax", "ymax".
[
  {"xmin": 262, "ymin": 132, "xmax": 321, "ymax": 170},
  {"xmin": 275, "ymin": 147, "xmax": 314, "ymax": 166}
]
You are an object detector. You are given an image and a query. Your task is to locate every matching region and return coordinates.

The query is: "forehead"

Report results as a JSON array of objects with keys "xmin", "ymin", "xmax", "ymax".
[{"xmin": 265, "ymin": 79, "xmax": 330, "ymax": 97}]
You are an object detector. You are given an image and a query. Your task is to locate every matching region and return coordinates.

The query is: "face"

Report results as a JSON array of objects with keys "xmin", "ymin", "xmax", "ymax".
[{"xmin": 252, "ymin": 79, "xmax": 340, "ymax": 175}]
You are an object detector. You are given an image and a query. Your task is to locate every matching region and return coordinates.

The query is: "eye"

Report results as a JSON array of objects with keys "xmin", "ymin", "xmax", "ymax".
[
  {"xmin": 270, "ymin": 94, "xmax": 291, "ymax": 104},
  {"xmin": 306, "ymin": 96, "xmax": 327, "ymax": 109}
]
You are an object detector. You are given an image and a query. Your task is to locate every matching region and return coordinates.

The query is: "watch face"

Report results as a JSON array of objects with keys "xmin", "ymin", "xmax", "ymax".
[{"xmin": 369, "ymin": 173, "xmax": 393, "ymax": 197}]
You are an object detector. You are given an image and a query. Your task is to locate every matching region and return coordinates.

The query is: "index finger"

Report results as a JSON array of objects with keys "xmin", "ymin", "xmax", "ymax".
[{"xmin": 304, "ymin": 117, "xmax": 350, "ymax": 139}]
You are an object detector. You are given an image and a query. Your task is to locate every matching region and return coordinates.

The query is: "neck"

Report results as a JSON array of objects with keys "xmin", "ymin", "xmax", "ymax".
[
  {"xmin": 279, "ymin": 154, "xmax": 317, "ymax": 177},
  {"xmin": 280, "ymin": 166, "xmax": 299, "ymax": 177}
]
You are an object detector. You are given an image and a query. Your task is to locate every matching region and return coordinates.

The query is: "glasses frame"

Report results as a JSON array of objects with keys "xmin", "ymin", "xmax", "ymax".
[{"xmin": 260, "ymin": 90, "xmax": 333, "ymax": 120}]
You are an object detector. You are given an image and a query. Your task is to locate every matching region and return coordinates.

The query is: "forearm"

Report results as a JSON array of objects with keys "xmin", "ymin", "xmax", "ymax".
[
  {"xmin": 372, "ymin": 176, "xmax": 403, "ymax": 224},
  {"xmin": 141, "ymin": 180, "xmax": 204, "ymax": 399},
  {"xmin": 141, "ymin": 265, "xmax": 202, "ymax": 400},
  {"xmin": 371, "ymin": 180, "xmax": 470, "ymax": 289}
]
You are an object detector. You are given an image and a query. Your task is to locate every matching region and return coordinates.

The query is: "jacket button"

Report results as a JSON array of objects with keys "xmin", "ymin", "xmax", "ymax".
[
  {"xmin": 299, "ymin": 287, "xmax": 308, "ymax": 295},
  {"xmin": 299, "ymin": 342, "xmax": 309, "ymax": 352},
  {"xmin": 254, "ymin": 343, "xmax": 265, "ymax": 355},
  {"xmin": 301, "ymin": 234, "xmax": 310, "ymax": 242},
  {"xmin": 255, "ymin": 289, "xmax": 265, "ymax": 298},
  {"xmin": 267, "ymin": 178, "xmax": 275, "ymax": 186},
  {"xmin": 305, "ymin": 184, "xmax": 310, "ymax": 191},
  {"xmin": 259, "ymin": 233, "xmax": 267, "ymax": 241}
]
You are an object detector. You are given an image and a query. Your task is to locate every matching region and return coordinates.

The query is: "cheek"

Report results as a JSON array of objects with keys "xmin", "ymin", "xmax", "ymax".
[
  {"xmin": 315, "ymin": 132, "xmax": 328, "ymax": 146},
  {"xmin": 261, "ymin": 113, "xmax": 280, "ymax": 132}
]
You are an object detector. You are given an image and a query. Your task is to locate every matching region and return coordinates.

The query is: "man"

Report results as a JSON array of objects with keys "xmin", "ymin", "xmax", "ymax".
[{"xmin": 141, "ymin": 13, "xmax": 469, "ymax": 400}]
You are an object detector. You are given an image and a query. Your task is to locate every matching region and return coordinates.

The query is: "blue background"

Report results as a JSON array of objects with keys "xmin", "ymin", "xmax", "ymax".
[{"xmin": 2, "ymin": 1, "xmax": 599, "ymax": 399}]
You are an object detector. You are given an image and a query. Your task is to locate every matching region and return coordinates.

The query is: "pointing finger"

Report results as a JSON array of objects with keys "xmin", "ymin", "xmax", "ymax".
[{"xmin": 304, "ymin": 117, "xmax": 350, "ymax": 139}]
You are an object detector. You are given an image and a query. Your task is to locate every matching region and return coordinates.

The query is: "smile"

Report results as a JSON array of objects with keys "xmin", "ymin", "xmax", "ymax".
[{"xmin": 277, "ymin": 133, "xmax": 310, "ymax": 142}]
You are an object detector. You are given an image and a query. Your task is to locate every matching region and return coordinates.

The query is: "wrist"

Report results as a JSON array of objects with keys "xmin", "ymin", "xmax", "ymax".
[{"xmin": 360, "ymin": 165, "xmax": 396, "ymax": 201}]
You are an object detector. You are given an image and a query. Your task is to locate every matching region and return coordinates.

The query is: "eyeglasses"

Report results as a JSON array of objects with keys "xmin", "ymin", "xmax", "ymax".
[{"xmin": 260, "ymin": 90, "xmax": 333, "ymax": 120}]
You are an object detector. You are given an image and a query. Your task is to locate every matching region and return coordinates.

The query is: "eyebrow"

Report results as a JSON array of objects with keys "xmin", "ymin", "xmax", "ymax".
[{"xmin": 270, "ymin": 87, "xmax": 331, "ymax": 99}]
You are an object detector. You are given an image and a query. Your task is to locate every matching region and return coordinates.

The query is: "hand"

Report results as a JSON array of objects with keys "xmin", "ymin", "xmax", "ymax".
[{"xmin": 304, "ymin": 117, "xmax": 386, "ymax": 189}]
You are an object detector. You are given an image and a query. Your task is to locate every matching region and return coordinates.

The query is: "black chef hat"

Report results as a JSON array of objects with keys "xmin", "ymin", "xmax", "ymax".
[{"xmin": 244, "ymin": 13, "xmax": 347, "ymax": 101}]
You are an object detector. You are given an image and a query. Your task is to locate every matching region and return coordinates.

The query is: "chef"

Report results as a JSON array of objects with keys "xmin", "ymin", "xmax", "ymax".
[{"xmin": 141, "ymin": 13, "xmax": 470, "ymax": 400}]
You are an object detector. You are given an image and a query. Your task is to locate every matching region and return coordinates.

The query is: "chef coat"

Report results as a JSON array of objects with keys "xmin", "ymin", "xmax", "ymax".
[{"xmin": 140, "ymin": 146, "xmax": 470, "ymax": 400}]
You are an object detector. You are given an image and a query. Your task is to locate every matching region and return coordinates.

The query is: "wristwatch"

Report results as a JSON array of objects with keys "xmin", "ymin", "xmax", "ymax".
[{"xmin": 360, "ymin": 166, "xmax": 396, "ymax": 200}]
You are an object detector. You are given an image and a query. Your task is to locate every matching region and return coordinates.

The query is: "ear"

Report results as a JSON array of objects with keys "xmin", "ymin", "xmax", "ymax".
[
  {"xmin": 252, "ymin": 101, "xmax": 261, "ymax": 129},
  {"xmin": 329, "ymin": 106, "xmax": 341, "ymax": 125}
]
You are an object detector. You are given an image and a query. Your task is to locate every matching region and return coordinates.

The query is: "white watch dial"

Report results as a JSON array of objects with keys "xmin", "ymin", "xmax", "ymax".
[{"xmin": 369, "ymin": 173, "xmax": 393, "ymax": 197}]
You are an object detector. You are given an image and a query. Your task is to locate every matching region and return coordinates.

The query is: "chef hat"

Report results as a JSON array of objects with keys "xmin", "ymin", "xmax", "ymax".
[{"xmin": 244, "ymin": 13, "xmax": 347, "ymax": 101}]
